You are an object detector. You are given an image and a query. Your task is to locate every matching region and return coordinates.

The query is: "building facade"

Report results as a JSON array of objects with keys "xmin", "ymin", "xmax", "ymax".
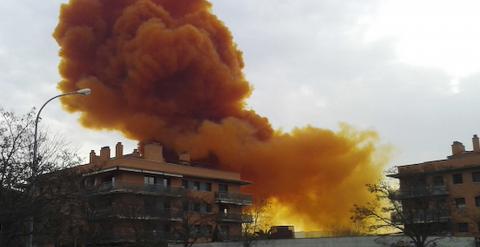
[
  {"xmin": 389, "ymin": 135, "xmax": 480, "ymax": 236},
  {"xmin": 80, "ymin": 142, "xmax": 252, "ymax": 245}
]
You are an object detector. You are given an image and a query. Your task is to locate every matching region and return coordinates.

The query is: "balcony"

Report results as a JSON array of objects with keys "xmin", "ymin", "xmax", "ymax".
[
  {"xmin": 390, "ymin": 185, "xmax": 448, "ymax": 200},
  {"xmin": 391, "ymin": 210, "xmax": 450, "ymax": 225},
  {"xmin": 93, "ymin": 207, "xmax": 183, "ymax": 221},
  {"xmin": 88, "ymin": 182, "xmax": 185, "ymax": 197},
  {"xmin": 215, "ymin": 192, "xmax": 253, "ymax": 205},
  {"xmin": 217, "ymin": 213, "xmax": 253, "ymax": 223}
]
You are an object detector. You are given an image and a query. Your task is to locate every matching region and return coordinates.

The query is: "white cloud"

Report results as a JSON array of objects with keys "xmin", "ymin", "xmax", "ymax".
[{"xmin": 364, "ymin": 0, "xmax": 480, "ymax": 79}]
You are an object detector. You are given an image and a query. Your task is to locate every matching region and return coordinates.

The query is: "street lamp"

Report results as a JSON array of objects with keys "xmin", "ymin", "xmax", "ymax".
[
  {"xmin": 28, "ymin": 88, "xmax": 91, "ymax": 247},
  {"xmin": 32, "ymin": 88, "xmax": 91, "ymax": 172}
]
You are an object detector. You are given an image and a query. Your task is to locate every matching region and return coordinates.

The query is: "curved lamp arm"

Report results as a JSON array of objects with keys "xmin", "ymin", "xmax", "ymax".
[{"xmin": 32, "ymin": 88, "xmax": 91, "ymax": 173}]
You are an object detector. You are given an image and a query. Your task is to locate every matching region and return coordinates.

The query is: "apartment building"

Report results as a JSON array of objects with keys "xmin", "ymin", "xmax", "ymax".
[
  {"xmin": 80, "ymin": 142, "xmax": 253, "ymax": 245},
  {"xmin": 389, "ymin": 135, "xmax": 480, "ymax": 236}
]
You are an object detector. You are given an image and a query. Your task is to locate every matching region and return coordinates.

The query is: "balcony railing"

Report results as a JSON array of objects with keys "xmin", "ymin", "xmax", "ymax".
[
  {"xmin": 88, "ymin": 182, "xmax": 185, "ymax": 197},
  {"xmin": 390, "ymin": 185, "xmax": 448, "ymax": 199},
  {"xmin": 391, "ymin": 210, "xmax": 450, "ymax": 225},
  {"xmin": 217, "ymin": 213, "xmax": 253, "ymax": 223},
  {"xmin": 93, "ymin": 207, "xmax": 183, "ymax": 221},
  {"xmin": 215, "ymin": 192, "xmax": 253, "ymax": 205}
]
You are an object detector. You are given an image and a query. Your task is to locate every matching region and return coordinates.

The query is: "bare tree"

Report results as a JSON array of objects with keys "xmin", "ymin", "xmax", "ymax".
[
  {"xmin": 0, "ymin": 108, "xmax": 81, "ymax": 246},
  {"xmin": 352, "ymin": 182, "xmax": 450, "ymax": 247},
  {"xmin": 172, "ymin": 192, "xmax": 216, "ymax": 247},
  {"xmin": 241, "ymin": 198, "xmax": 272, "ymax": 247}
]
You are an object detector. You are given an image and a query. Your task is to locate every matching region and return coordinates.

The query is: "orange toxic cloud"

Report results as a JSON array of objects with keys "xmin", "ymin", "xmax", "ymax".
[{"xmin": 54, "ymin": 0, "xmax": 387, "ymax": 231}]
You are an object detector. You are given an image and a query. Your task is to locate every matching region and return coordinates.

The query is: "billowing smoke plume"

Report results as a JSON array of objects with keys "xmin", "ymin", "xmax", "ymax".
[{"xmin": 54, "ymin": 0, "xmax": 386, "ymax": 230}]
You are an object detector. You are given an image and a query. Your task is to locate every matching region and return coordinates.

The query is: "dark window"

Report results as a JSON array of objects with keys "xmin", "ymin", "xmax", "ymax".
[
  {"xmin": 205, "ymin": 225, "xmax": 213, "ymax": 235},
  {"xmin": 193, "ymin": 225, "xmax": 201, "ymax": 235},
  {"xmin": 103, "ymin": 176, "xmax": 114, "ymax": 184},
  {"xmin": 182, "ymin": 179, "xmax": 188, "ymax": 188},
  {"xmin": 220, "ymin": 225, "xmax": 230, "ymax": 237},
  {"xmin": 194, "ymin": 203, "xmax": 201, "ymax": 212},
  {"xmin": 458, "ymin": 223, "xmax": 469, "ymax": 232},
  {"xmin": 183, "ymin": 202, "xmax": 190, "ymax": 211},
  {"xmin": 200, "ymin": 204, "xmax": 207, "ymax": 213},
  {"xmin": 433, "ymin": 176, "xmax": 444, "ymax": 186},
  {"xmin": 219, "ymin": 184, "xmax": 228, "ymax": 192},
  {"xmin": 198, "ymin": 203, "xmax": 212, "ymax": 213},
  {"xmin": 206, "ymin": 183, "xmax": 212, "ymax": 191},
  {"xmin": 473, "ymin": 172, "xmax": 480, "ymax": 182},
  {"xmin": 199, "ymin": 225, "xmax": 213, "ymax": 235},
  {"xmin": 453, "ymin": 173, "xmax": 463, "ymax": 184},
  {"xmin": 200, "ymin": 182, "xmax": 212, "ymax": 191},
  {"xmin": 476, "ymin": 196, "xmax": 480, "ymax": 207},
  {"xmin": 436, "ymin": 198, "xmax": 447, "ymax": 209},
  {"xmin": 193, "ymin": 181, "xmax": 200, "ymax": 191},
  {"xmin": 455, "ymin": 198, "xmax": 466, "ymax": 208}
]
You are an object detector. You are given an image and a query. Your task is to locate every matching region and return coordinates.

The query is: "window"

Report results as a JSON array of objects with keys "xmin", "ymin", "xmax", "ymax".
[
  {"xmin": 220, "ymin": 225, "xmax": 230, "ymax": 237},
  {"xmin": 476, "ymin": 196, "xmax": 480, "ymax": 207},
  {"xmin": 194, "ymin": 203, "xmax": 201, "ymax": 212},
  {"xmin": 102, "ymin": 176, "xmax": 115, "ymax": 185},
  {"xmin": 193, "ymin": 181, "xmax": 200, "ymax": 191},
  {"xmin": 182, "ymin": 179, "xmax": 188, "ymax": 188},
  {"xmin": 202, "ymin": 225, "xmax": 213, "ymax": 235},
  {"xmin": 453, "ymin": 173, "xmax": 463, "ymax": 184},
  {"xmin": 144, "ymin": 176, "xmax": 155, "ymax": 185},
  {"xmin": 84, "ymin": 177, "xmax": 95, "ymax": 188},
  {"xmin": 220, "ymin": 205, "xmax": 229, "ymax": 214},
  {"xmin": 183, "ymin": 201, "xmax": 190, "ymax": 211},
  {"xmin": 219, "ymin": 184, "xmax": 228, "ymax": 192},
  {"xmin": 193, "ymin": 225, "xmax": 201, "ymax": 235},
  {"xmin": 433, "ymin": 176, "xmax": 444, "ymax": 186},
  {"xmin": 200, "ymin": 182, "xmax": 212, "ymax": 191},
  {"xmin": 198, "ymin": 203, "xmax": 212, "ymax": 213},
  {"xmin": 159, "ymin": 177, "xmax": 169, "ymax": 187},
  {"xmin": 458, "ymin": 223, "xmax": 469, "ymax": 232},
  {"xmin": 455, "ymin": 198, "xmax": 466, "ymax": 208},
  {"xmin": 435, "ymin": 198, "xmax": 447, "ymax": 209},
  {"xmin": 473, "ymin": 172, "xmax": 480, "ymax": 182}
]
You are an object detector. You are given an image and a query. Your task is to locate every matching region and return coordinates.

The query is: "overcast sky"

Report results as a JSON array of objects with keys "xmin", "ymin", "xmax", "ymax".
[{"xmin": 1, "ymin": 0, "xmax": 480, "ymax": 167}]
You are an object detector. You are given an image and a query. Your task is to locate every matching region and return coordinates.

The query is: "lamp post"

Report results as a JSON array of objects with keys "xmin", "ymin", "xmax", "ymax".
[{"xmin": 28, "ymin": 88, "xmax": 91, "ymax": 247}]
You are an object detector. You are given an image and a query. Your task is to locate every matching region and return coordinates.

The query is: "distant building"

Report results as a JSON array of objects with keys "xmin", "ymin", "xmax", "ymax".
[
  {"xmin": 80, "ymin": 142, "xmax": 252, "ymax": 245},
  {"xmin": 389, "ymin": 135, "xmax": 480, "ymax": 236}
]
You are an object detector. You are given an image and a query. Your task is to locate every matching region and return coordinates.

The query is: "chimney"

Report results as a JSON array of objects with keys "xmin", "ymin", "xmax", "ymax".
[
  {"xmin": 89, "ymin": 150, "xmax": 97, "ymax": 164},
  {"xmin": 100, "ymin": 146, "xmax": 111, "ymax": 160},
  {"xmin": 451, "ymin": 141, "xmax": 465, "ymax": 156},
  {"xmin": 473, "ymin": 135, "xmax": 480, "ymax": 152},
  {"xmin": 115, "ymin": 142, "xmax": 124, "ymax": 157},
  {"xmin": 143, "ymin": 143, "xmax": 165, "ymax": 162},
  {"xmin": 179, "ymin": 151, "xmax": 191, "ymax": 165}
]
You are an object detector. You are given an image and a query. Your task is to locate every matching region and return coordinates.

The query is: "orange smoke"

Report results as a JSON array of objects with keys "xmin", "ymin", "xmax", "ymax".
[{"xmin": 54, "ymin": 0, "xmax": 386, "ymax": 230}]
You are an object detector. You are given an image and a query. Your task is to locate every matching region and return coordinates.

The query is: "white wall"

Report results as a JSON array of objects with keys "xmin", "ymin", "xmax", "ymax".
[{"xmin": 170, "ymin": 236, "xmax": 475, "ymax": 247}]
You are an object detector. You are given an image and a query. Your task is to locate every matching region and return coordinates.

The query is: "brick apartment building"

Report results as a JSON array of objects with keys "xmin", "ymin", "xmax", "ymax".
[
  {"xmin": 79, "ymin": 142, "xmax": 253, "ymax": 245},
  {"xmin": 389, "ymin": 135, "xmax": 480, "ymax": 236}
]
